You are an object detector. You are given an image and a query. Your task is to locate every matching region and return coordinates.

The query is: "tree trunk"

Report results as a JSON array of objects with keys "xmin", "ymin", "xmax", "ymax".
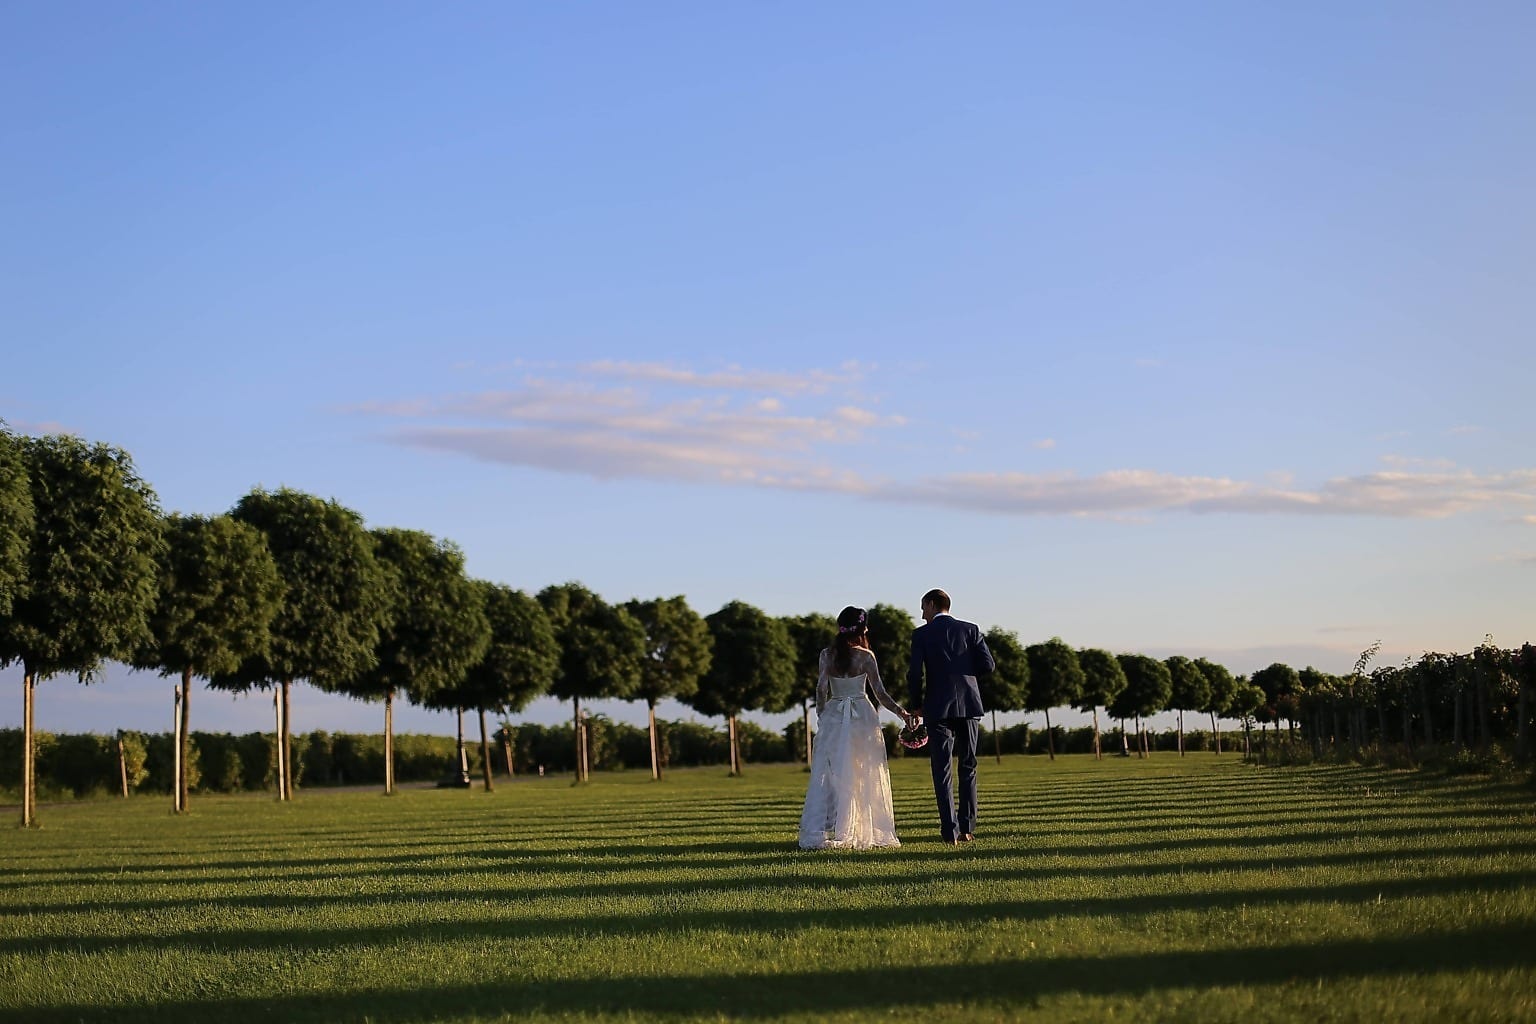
[
  {"xmin": 179, "ymin": 667, "xmax": 192, "ymax": 812},
  {"xmin": 728, "ymin": 714, "xmax": 740, "ymax": 776},
  {"xmin": 1210, "ymin": 711, "xmax": 1221, "ymax": 755},
  {"xmin": 172, "ymin": 684, "xmax": 183, "ymax": 813},
  {"xmin": 456, "ymin": 707, "xmax": 470, "ymax": 784},
  {"xmin": 479, "ymin": 709, "xmax": 494, "ymax": 792},
  {"xmin": 1118, "ymin": 718, "xmax": 1130, "ymax": 757},
  {"xmin": 993, "ymin": 709, "xmax": 1001, "ymax": 764},
  {"xmin": 117, "ymin": 731, "xmax": 129, "ymax": 798},
  {"xmin": 1044, "ymin": 708, "xmax": 1056, "ymax": 761},
  {"xmin": 648, "ymin": 700, "xmax": 661, "ymax": 781},
  {"xmin": 384, "ymin": 689, "xmax": 395, "ymax": 795},
  {"xmin": 1135, "ymin": 715, "xmax": 1145, "ymax": 758},
  {"xmin": 273, "ymin": 690, "xmax": 285, "ymax": 800},
  {"xmin": 1092, "ymin": 707, "xmax": 1102, "ymax": 760},
  {"xmin": 1176, "ymin": 709, "xmax": 1184, "ymax": 756},
  {"xmin": 572, "ymin": 697, "xmax": 583, "ymax": 783},
  {"xmin": 280, "ymin": 678, "xmax": 293, "ymax": 801},
  {"xmin": 503, "ymin": 729, "xmax": 515, "ymax": 776},
  {"xmin": 20, "ymin": 672, "xmax": 31, "ymax": 827}
]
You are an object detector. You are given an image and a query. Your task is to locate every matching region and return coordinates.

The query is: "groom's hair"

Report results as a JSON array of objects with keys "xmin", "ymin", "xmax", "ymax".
[{"xmin": 923, "ymin": 589, "xmax": 951, "ymax": 612}]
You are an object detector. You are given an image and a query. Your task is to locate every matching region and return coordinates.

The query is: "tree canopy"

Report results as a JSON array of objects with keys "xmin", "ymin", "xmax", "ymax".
[
  {"xmin": 214, "ymin": 488, "xmax": 389, "ymax": 692},
  {"xmin": 1165, "ymin": 656, "xmax": 1211, "ymax": 713},
  {"xmin": 136, "ymin": 514, "xmax": 284, "ymax": 682},
  {"xmin": 0, "ymin": 434, "xmax": 164, "ymax": 680},
  {"xmin": 625, "ymin": 595, "xmax": 713, "ymax": 709},
  {"xmin": 1111, "ymin": 653, "xmax": 1172, "ymax": 720},
  {"xmin": 693, "ymin": 601, "xmax": 795, "ymax": 719},
  {"xmin": 981, "ymin": 627, "xmax": 1029, "ymax": 714},
  {"xmin": 781, "ymin": 611, "xmax": 837, "ymax": 708},
  {"xmin": 1076, "ymin": 647, "xmax": 1128, "ymax": 713},
  {"xmin": 344, "ymin": 528, "xmax": 490, "ymax": 710},
  {"xmin": 1024, "ymin": 637, "xmax": 1085, "ymax": 713},
  {"xmin": 1195, "ymin": 658, "xmax": 1236, "ymax": 717},
  {"xmin": 538, "ymin": 582, "xmax": 646, "ymax": 705},
  {"xmin": 447, "ymin": 581, "xmax": 559, "ymax": 715},
  {"xmin": 866, "ymin": 603, "xmax": 914, "ymax": 684},
  {"xmin": 0, "ymin": 423, "xmax": 31, "ymax": 623}
]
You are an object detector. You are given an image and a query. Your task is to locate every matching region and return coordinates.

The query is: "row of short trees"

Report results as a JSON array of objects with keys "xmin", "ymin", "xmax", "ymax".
[{"xmin": 4, "ymin": 427, "xmax": 1531, "ymax": 826}]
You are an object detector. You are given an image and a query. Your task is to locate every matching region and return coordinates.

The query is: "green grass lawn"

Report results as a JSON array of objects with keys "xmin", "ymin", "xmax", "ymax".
[{"xmin": 3, "ymin": 755, "xmax": 1535, "ymax": 1023}]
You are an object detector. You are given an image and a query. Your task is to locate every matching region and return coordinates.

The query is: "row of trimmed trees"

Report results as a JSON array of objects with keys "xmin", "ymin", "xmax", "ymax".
[
  {"xmin": 977, "ymin": 631, "xmax": 1260, "ymax": 761},
  {"xmin": 0, "ymin": 429, "xmax": 912, "ymax": 825},
  {"xmin": 5, "ymin": 427, "xmax": 1530, "ymax": 826}
]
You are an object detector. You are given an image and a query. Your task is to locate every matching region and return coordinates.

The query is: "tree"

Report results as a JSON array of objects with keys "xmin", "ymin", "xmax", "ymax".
[
  {"xmin": 1025, "ymin": 638, "xmax": 1084, "ymax": 760},
  {"xmin": 691, "ymin": 601, "xmax": 794, "ymax": 776},
  {"xmin": 446, "ymin": 582, "xmax": 559, "ymax": 791},
  {"xmin": 340, "ymin": 529, "xmax": 489, "ymax": 794},
  {"xmin": 626, "ymin": 595, "xmax": 713, "ymax": 780},
  {"xmin": 981, "ymin": 628, "xmax": 1029, "ymax": 763},
  {"xmin": 866, "ymin": 603, "xmax": 914, "ymax": 685},
  {"xmin": 1112, "ymin": 654, "xmax": 1172, "ymax": 757},
  {"xmin": 1251, "ymin": 662, "xmax": 1301, "ymax": 750},
  {"xmin": 0, "ymin": 434, "xmax": 164, "ymax": 826},
  {"xmin": 0, "ymin": 423, "xmax": 31, "ymax": 622},
  {"xmin": 780, "ymin": 612, "xmax": 836, "ymax": 765},
  {"xmin": 1164, "ymin": 656, "xmax": 1210, "ymax": 756},
  {"xmin": 1227, "ymin": 677, "xmax": 1265, "ymax": 756},
  {"xmin": 538, "ymin": 583, "xmax": 645, "ymax": 782},
  {"xmin": 133, "ymin": 514, "xmax": 284, "ymax": 812},
  {"xmin": 1194, "ymin": 658, "xmax": 1236, "ymax": 754},
  {"xmin": 1076, "ymin": 647, "xmax": 1128, "ymax": 759},
  {"xmin": 211, "ymin": 488, "xmax": 388, "ymax": 801}
]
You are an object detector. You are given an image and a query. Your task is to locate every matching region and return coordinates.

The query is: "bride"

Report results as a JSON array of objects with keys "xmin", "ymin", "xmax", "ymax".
[{"xmin": 798, "ymin": 606, "xmax": 913, "ymax": 850}]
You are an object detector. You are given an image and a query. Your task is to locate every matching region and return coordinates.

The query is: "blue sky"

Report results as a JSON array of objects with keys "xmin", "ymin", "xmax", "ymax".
[{"xmin": 4, "ymin": 2, "xmax": 1534, "ymax": 740}]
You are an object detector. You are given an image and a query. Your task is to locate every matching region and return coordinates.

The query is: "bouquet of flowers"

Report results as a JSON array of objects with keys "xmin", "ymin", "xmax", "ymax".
[{"xmin": 898, "ymin": 721, "xmax": 928, "ymax": 750}]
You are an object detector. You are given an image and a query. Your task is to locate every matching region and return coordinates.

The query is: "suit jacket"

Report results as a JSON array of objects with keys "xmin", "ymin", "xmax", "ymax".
[{"xmin": 908, "ymin": 613, "xmax": 995, "ymax": 721}]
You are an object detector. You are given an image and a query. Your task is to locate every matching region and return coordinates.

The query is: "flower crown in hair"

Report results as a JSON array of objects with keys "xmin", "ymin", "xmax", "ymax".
[{"xmin": 837, "ymin": 611, "xmax": 868, "ymax": 634}]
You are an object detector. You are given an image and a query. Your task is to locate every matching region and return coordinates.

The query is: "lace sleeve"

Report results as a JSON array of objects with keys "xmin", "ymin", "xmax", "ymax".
[
  {"xmin": 815, "ymin": 649, "xmax": 830, "ymax": 714},
  {"xmin": 860, "ymin": 649, "xmax": 907, "ymax": 718}
]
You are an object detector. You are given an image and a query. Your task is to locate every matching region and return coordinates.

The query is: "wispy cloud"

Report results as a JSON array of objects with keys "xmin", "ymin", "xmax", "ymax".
[
  {"xmin": 579, "ymin": 359, "xmax": 866, "ymax": 395},
  {"xmin": 1380, "ymin": 454, "xmax": 1456, "ymax": 471},
  {"xmin": 1449, "ymin": 424, "xmax": 1483, "ymax": 436},
  {"xmin": 355, "ymin": 361, "xmax": 1536, "ymax": 521},
  {"xmin": 1033, "ymin": 438, "xmax": 1057, "ymax": 450}
]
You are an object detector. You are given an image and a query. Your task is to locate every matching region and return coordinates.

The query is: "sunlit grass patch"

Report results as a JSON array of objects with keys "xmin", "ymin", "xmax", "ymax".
[{"xmin": 2, "ymin": 756, "xmax": 1534, "ymax": 1023}]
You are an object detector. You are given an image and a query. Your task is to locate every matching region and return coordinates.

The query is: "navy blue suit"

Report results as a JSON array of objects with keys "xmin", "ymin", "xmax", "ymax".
[{"xmin": 908, "ymin": 613, "xmax": 994, "ymax": 842}]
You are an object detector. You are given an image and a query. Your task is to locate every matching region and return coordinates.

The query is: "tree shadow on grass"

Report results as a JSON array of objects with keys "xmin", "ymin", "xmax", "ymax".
[
  {"xmin": 6, "ymin": 864, "xmax": 1535, "ymax": 959},
  {"xmin": 5, "ymin": 921, "xmax": 1534, "ymax": 1024}
]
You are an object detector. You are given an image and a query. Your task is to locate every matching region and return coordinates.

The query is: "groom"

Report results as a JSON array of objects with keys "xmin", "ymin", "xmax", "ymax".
[{"xmin": 907, "ymin": 589, "xmax": 994, "ymax": 846}]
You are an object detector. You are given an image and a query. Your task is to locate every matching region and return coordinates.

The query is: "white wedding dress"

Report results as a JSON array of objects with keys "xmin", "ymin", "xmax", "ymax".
[{"xmin": 798, "ymin": 647, "xmax": 905, "ymax": 850}]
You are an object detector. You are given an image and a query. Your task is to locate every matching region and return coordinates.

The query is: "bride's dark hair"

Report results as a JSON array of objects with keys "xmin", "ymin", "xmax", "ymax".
[{"xmin": 830, "ymin": 605, "xmax": 869, "ymax": 675}]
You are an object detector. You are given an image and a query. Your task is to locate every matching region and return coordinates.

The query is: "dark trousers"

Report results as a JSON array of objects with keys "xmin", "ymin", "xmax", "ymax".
[{"xmin": 928, "ymin": 717, "xmax": 979, "ymax": 840}]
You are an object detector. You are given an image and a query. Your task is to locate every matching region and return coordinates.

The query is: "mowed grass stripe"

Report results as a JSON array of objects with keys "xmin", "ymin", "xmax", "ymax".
[{"xmin": 3, "ymin": 756, "xmax": 1534, "ymax": 1023}]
